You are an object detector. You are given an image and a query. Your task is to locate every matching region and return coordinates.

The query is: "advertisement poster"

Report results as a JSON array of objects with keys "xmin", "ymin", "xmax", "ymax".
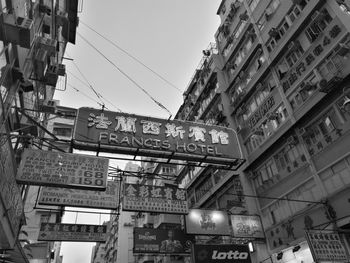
[
  {"xmin": 38, "ymin": 180, "xmax": 120, "ymax": 209},
  {"xmin": 38, "ymin": 223, "xmax": 107, "ymax": 242},
  {"xmin": 230, "ymin": 215, "xmax": 265, "ymax": 239},
  {"xmin": 185, "ymin": 209, "xmax": 230, "ymax": 235},
  {"xmin": 133, "ymin": 228, "xmax": 192, "ymax": 254},
  {"xmin": 305, "ymin": 230, "xmax": 349, "ymax": 262},
  {"xmin": 193, "ymin": 244, "xmax": 252, "ymax": 263},
  {"xmin": 73, "ymin": 107, "xmax": 245, "ymax": 169},
  {"xmin": 16, "ymin": 149, "xmax": 109, "ymax": 190},
  {"xmin": 123, "ymin": 183, "xmax": 188, "ymax": 214}
]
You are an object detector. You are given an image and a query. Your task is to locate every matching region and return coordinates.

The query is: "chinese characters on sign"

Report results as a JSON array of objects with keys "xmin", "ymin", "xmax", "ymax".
[
  {"xmin": 38, "ymin": 180, "xmax": 120, "ymax": 210},
  {"xmin": 38, "ymin": 223, "xmax": 107, "ymax": 242},
  {"xmin": 73, "ymin": 108, "xmax": 245, "ymax": 169},
  {"xmin": 230, "ymin": 215, "xmax": 265, "ymax": 239},
  {"xmin": 305, "ymin": 230, "xmax": 349, "ymax": 262},
  {"xmin": 123, "ymin": 183, "xmax": 188, "ymax": 214},
  {"xmin": 16, "ymin": 149, "xmax": 109, "ymax": 190}
]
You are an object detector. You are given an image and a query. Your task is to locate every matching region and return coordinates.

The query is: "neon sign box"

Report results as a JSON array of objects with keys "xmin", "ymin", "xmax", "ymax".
[{"xmin": 73, "ymin": 107, "xmax": 244, "ymax": 168}]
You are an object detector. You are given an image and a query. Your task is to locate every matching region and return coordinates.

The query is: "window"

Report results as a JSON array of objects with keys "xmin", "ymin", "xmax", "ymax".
[
  {"xmin": 288, "ymin": 5, "xmax": 301, "ymax": 22},
  {"xmin": 249, "ymin": 0, "xmax": 261, "ymax": 12},
  {"xmin": 305, "ymin": 9, "xmax": 333, "ymax": 43},
  {"xmin": 53, "ymin": 126, "xmax": 72, "ymax": 137}
]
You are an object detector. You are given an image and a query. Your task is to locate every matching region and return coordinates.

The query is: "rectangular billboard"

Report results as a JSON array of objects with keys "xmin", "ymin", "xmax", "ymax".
[
  {"xmin": 133, "ymin": 228, "xmax": 192, "ymax": 254},
  {"xmin": 305, "ymin": 230, "xmax": 349, "ymax": 262},
  {"xmin": 38, "ymin": 223, "xmax": 107, "ymax": 242},
  {"xmin": 230, "ymin": 215, "xmax": 265, "ymax": 239},
  {"xmin": 38, "ymin": 180, "xmax": 120, "ymax": 210},
  {"xmin": 122, "ymin": 183, "xmax": 188, "ymax": 214},
  {"xmin": 73, "ymin": 107, "xmax": 245, "ymax": 169},
  {"xmin": 16, "ymin": 149, "xmax": 109, "ymax": 190},
  {"xmin": 185, "ymin": 209, "xmax": 230, "ymax": 236},
  {"xmin": 193, "ymin": 244, "xmax": 252, "ymax": 263}
]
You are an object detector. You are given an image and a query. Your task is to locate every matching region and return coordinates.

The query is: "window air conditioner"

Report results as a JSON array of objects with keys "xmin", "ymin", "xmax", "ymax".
[
  {"xmin": 37, "ymin": 36, "xmax": 57, "ymax": 56},
  {"xmin": 40, "ymin": 100, "xmax": 57, "ymax": 113},
  {"xmin": 0, "ymin": 13, "xmax": 34, "ymax": 48},
  {"xmin": 44, "ymin": 64, "xmax": 59, "ymax": 86},
  {"xmin": 57, "ymin": 64, "xmax": 66, "ymax": 76}
]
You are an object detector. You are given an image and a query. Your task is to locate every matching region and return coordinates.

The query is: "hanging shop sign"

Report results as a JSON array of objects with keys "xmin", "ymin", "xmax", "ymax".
[
  {"xmin": 133, "ymin": 227, "xmax": 192, "ymax": 254},
  {"xmin": 73, "ymin": 107, "xmax": 245, "ymax": 169},
  {"xmin": 0, "ymin": 126, "xmax": 24, "ymax": 248},
  {"xmin": 16, "ymin": 149, "xmax": 109, "ymax": 190},
  {"xmin": 38, "ymin": 180, "xmax": 120, "ymax": 210},
  {"xmin": 122, "ymin": 183, "xmax": 188, "ymax": 214},
  {"xmin": 38, "ymin": 223, "xmax": 107, "ymax": 242},
  {"xmin": 230, "ymin": 215, "xmax": 265, "ymax": 239},
  {"xmin": 305, "ymin": 230, "xmax": 349, "ymax": 262},
  {"xmin": 185, "ymin": 209, "xmax": 230, "ymax": 235},
  {"xmin": 193, "ymin": 244, "xmax": 252, "ymax": 263}
]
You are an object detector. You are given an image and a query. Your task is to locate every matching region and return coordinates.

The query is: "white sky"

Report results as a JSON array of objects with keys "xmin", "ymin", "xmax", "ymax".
[{"xmin": 56, "ymin": 1, "xmax": 221, "ymax": 262}]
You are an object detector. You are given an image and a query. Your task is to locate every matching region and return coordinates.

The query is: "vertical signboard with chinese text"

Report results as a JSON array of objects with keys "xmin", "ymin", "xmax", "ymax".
[
  {"xmin": 133, "ymin": 228, "xmax": 192, "ymax": 254},
  {"xmin": 123, "ymin": 183, "xmax": 188, "ymax": 214},
  {"xmin": 193, "ymin": 244, "xmax": 252, "ymax": 263},
  {"xmin": 16, "ymin": 149, "xmax": 109, "ymax": 190},
  {"xmin": 230, "ymin": 215, "xmax": 265, "ymax": 239},
  {"xmin": 185, "ymin": 209, "xmax": 230, "ymax": 235},
  {"xmin": 38, "ymin": 223, "xmax": 107, "ymax": 242},
  {"xmin": 73, "ymin": 107, "xmax": 245, "ymax": 169},
  {"xmin": 38, "ymin": 180, "xmax": 120, "ymax": 209}
]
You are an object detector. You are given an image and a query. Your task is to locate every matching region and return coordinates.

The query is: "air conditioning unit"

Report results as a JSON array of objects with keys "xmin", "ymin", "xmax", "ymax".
[
  {"xmin": 33, "ymin": 49, "xmax": 48, "ymax": 78},
  {"xmin": 37, "ymin": 36, "xmax": 57, "ymax": 56},
  {"xmin": 44, "ymin": 64, "xmax": 59, "ymax": 86},
  {"xmin": 265, "ymin": 8, "xmax": 273, "ymax": 20},
  {"xmin": 40, "ymin": 100, "xmax": 57, "ymax": 113},
  {"xmin": 57, "ymin": 64, "xmax": 66, "ymax": 76},
  {"xmin": 217, "ymin": 103, "xmax": 224, "ymax": 112},
  {"xmin": 0, "ymin": 13, "xmax": 34, "ymax": 48}
]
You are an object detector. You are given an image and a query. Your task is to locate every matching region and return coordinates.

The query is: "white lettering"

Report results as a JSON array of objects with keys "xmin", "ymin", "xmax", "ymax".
[{"xmin": 212, "ymin": 250, "xmax": 249, "ymax": 260}]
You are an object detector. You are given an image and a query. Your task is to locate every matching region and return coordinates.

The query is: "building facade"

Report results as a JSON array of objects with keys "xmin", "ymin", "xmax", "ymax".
[{"xmin": 176, "ymin": 0, "xmax": 350, "ymax": 262}]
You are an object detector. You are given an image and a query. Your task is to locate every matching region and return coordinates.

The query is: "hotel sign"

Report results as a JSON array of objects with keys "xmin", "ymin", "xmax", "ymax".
[
  {"xmin": 123, "ymin": 183, "xmax": 188, "ymax": 214},
  {"xmin": 230, "ymin": 215, "xmax": 265, "ymax": 239},
  {"xmin": 38, "ymin": 223, "xmax": 107, "ymax": 242},
  {"xmin": 38, "ymin": 180, "xmax": 120, "ymax": 210},
  {"xmin": 16, "ymin": 149, "xmax": 109, "ymax": 190},
  {"xmin": 73, "ymin": 107, "xmax": 245, "ymax": 169}
]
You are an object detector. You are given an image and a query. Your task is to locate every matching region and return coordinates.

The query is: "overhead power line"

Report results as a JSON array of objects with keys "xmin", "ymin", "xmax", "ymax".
[
  {"xmin": 77, "ymin": 32, "xmax": 173, "ymax": 118},
  {"xmin": 80, "ymin": 20, "xmax": 183, "ymax": 94}
]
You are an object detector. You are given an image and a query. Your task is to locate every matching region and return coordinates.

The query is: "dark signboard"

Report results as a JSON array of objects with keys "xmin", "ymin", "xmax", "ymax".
[
  {"xmin": 38, "ymin": 180, "xmax": 120, "ymax": 210},
  {"xmin": 16, "ymin": 149, "xmax": 109, "ymax": 190},
  {"xmin": 133, "ymin": 228, "xmax": 192, "ymax": 254},
  {"xmin": 193, "ymin": 244, "xmax": 252, "ymax": 263},
  {"xmin": 230, "ymin": 215, "xmax": 265, "ymax": 239},
  {"xmin": 122, "ymin": 183, "xmax": 188, "ymax": 214},
  {"xmin": 305, "ymin": 230, "xmax": 349, "ymax": 262},
  {"xmin": 38, "ymin": 223, "xmax": 107, "ymax": 242},
  {"xmin": 185, "ymin": 209, "xmax": 230, "ymax": 236},
  {"xmin": 73, "ymin": 107, "xmax": 245, "ymax": 169}
]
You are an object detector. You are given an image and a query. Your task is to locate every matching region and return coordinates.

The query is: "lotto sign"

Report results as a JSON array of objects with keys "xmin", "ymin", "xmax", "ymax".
[
  {"xmin": 38, "ymin": 223, "xmax": 107, "ymax": 242},
  {"xmin": 122, "ymin": 183, "xmax": 188, "ymax": 214},
  {"xmin": 16, "ymin": 149, "xmax": 109, "ymax": 190},
  {"xmin": 305, "ymin": 230, "xmax": 349, "ymax": 262},
  {"xmin": 73, "ymin": 107, "xmax": 245, "ymax": 169},
  {"xmin": 193, "ymin": 244, "xmax": 251, "ymax": 263},
  {"xmin": 38, "ymin": 180, "xmax": 120, "ymax": 209}
]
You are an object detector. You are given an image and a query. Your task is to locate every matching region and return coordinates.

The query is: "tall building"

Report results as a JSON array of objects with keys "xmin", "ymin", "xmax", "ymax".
[
  {"xmin": 177, "ymin": 0, "xmax": 350, "ymax": 262},
  {"xmin": 0, "ymin": 0, "xmax": 78, "ymax": 262}
]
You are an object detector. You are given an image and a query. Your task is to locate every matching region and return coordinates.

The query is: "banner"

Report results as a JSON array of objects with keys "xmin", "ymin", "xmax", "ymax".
[
  {"xmin": 73, "ymin": 107, "xmax": 245, "ymax": 169},
  {"xmin": 230, "ymin": 215, "xmax": 265, "ymax": 239},
  {"xmin": 123, "ymin": 183, "xmax": 188, "ymax": 214},
  {"xmin": 305, "ymin": 230, "xmax": 349, "ymax": 262},
  {"xmin": 185, "ymin": 209, "xmax": 230, "ymax": 235},
  {"xmin": 38, "ymin": 223, "xmax": 107, "ymax": 242},
  {"xmin": 133, "ymin": 228, "xmax": 192, "ymax": 254},
  {"xmin": 193, "ymin": 244, "xmax": 252, "ymax": 263},
  {"xmin": 16, "ymin": 149, "xmax": 109, "ymax": 190},
  {"xmin": 38, "ymin": 180, "xmax": 120, "ymax": 209}
]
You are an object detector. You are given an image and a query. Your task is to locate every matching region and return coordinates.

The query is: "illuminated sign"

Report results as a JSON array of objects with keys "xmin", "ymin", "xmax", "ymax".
[
  {"xmin": 16, "ymin": 149, "xmax": 109, "ymax": 190},
  {"xmin": 185, "ymin": 209, "xmax": 230, "ymax": 235},
  {"xmin": 122, "ymin": 183, "xmax": 188, "ymax": 214},
  {"xmin": 38, "ymin": 223, "xmax": 107, "ymax": 242},
  {"xmin": 230, "ymin": 215, "xmax": 265, "ymax": 239},
  {"xmin": 193, "ymin": 244, "xmax": 252, "ymax": 263},
  {"xmin": 133, "ymin": 228, "xmax": 192, "ymax": 254},
  {"xmin": 73, "ymin": 107, "xmax": 245, "ymax": 169},
  {"xmin": 38, "ymin": 180, "xmax": 120, "ymax": 209},
  {"xmin": 305, "ymin": 230, "xmax": 348, "ymax": 262}
]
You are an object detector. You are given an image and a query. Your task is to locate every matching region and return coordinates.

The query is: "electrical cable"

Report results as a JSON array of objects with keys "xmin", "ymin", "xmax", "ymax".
[
  {"xmin": 80, "ymin": 20, "xmax": 183, "ymax": 94},
  {"xmin": 77, "ymin": 32, "xmax": 173, "ymax": 118},
  {"xmin": 68, "ymin": 83, "xmax": 106, "ymax": 109}
]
